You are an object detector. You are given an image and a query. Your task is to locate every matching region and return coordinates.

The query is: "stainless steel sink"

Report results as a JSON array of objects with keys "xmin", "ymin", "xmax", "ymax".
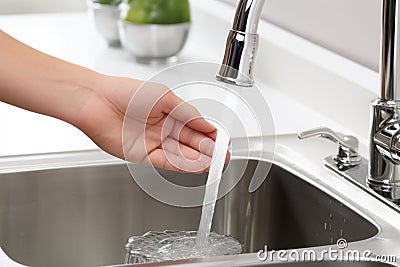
[{"xmin": 0, "ymin": 150, "xmax": 379, "ymax": 267}]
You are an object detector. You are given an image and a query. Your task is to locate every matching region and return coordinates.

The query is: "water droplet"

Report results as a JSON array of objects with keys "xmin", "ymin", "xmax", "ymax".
[{"xmin": 324, "ymin": 222, "xmax": 327, "ymax": 230}]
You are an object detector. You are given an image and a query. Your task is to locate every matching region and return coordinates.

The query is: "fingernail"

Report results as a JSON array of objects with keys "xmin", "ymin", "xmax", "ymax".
[{"xmin": 200, "ymin": 138, "xmax": 215, "ymax": 156}]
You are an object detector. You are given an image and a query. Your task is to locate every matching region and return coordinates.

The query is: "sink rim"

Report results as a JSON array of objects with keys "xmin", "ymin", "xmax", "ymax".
[{"xmin": 104, "ymin": 254, "xmax": 398, "ymax": 267}]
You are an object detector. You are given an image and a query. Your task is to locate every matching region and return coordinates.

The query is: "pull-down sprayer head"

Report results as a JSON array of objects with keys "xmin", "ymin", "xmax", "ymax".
[{"xmin": 216, "ymin": 0, "xmax": 266, "ymax": 87}]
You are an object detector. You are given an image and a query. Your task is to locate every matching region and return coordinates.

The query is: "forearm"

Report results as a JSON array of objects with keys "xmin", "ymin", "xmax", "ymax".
[
  {"xmin": 0, "ymin": 30, "xmax": 105, "ymax": 125},
  {"xmin": 0, "ymin": 31, "xmax": 219, "ymax": 170}
]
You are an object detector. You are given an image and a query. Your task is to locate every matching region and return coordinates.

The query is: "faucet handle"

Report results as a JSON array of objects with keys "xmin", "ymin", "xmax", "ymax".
[{"xmin": 298, "ymin": 127, "xmax": 361, "ymax": 167}]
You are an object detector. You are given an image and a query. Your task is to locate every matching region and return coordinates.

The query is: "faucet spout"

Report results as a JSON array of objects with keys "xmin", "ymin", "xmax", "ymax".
[
  {"xmin": 216, "ymin": 0, "xmax": 266, "ymax": 87},
  {"xmin": 380, "ymin": 0, "xmax": 400, "ymax": 101}
]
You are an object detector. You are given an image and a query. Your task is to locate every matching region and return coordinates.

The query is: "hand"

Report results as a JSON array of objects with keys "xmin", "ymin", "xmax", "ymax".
[
  {"xmin": 74, "ymin": 75, "xmax": 223, "ymax": 173},
  {"xmin": 0, "ymin": 30, "xmax": 228, "ymax": 172}
]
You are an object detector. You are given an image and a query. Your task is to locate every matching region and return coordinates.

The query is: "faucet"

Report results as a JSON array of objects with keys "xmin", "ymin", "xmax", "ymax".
[
  {"xmin": 216, "ymin": 0, "xmax": 265, "ymax": 87},
  {"xmin": 369, "ymin": 0, "xmax": 400, "ymax": 204},
  {"xmin": 217, "ymin": 0, "xmax": 400, "ymax": 206}
]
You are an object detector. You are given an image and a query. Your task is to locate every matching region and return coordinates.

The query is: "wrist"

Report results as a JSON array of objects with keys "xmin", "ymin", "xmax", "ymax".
[{"xmin": 59, "ymin": 67, "xmax": 106, "ymax": 127}]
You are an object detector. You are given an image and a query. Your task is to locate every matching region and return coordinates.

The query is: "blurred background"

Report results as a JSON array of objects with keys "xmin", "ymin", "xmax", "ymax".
[
  {"xmin": 1, "ymin": 0, "xmax": 86, "ymax": 14},
  {"xmin": 0, "ymin": 0, "xmax": 381, "ymax": 70}
]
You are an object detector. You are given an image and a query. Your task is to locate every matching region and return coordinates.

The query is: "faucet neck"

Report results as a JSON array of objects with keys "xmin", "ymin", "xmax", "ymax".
[
  {"xmin": 232, "ymin": 0, "xmax": 266, "ymax": 34},
  {"xmin": 380, "ymin": 0, "xmax": 400, "ymax": 101}
]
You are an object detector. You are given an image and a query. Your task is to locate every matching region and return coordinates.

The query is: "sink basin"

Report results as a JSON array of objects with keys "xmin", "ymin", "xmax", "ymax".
[{"xmin": 0, "ymin": 156, "xmax": 378, "ymax": 267}]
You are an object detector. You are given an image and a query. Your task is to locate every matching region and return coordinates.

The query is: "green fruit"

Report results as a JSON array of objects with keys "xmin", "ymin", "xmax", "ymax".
[
  {"xmin": 124, "ymin": 0, "xmax": 191, "ymax": 24},
  {"xmin": 92, "ymin": 0, "xmax": 122, "ymax": 5}
]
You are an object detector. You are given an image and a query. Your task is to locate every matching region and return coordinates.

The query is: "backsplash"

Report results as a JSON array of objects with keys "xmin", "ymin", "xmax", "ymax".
[{"xmin": 219, "ymin": 0, "xmax": 381, "ymax": 72}]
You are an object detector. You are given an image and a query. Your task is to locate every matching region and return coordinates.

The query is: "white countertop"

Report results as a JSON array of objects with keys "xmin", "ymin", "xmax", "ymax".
[{"xmin": 0, "ymin": 1, "xmax": 377, "ymax": 158}]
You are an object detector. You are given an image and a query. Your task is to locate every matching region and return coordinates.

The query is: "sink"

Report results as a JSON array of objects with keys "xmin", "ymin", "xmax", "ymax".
[{"xmin": 0, "ymin": 156, "xmax": 378, "ymax": 267}]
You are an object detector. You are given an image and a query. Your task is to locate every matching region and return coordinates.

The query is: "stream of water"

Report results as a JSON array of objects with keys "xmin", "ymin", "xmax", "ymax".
[{"xmin": 196, "ymin": 125, "xmax": 230, "ymax": 247}]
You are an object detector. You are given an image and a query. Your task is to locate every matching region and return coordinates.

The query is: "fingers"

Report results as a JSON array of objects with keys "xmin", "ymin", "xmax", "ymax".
[
  {"xmin": 162, "ymin": 137, "xmax": 203, "ymax": 161},
  {"xmin": 161, "ymin": 90, "xmax": 217, "ymax": 136},
  {"xmin": 144, "ymin": 148, "xmax": 212, "ymax": 174},
  {"xmin": 123, "ymin": 116, "xmax": 216, "ymax": 173},
  {"xmin": 123, "ymin": 82, "xmax": 231, "ymax": 172},
  {"xmin": 125, "ymin": 120, "xmax": 230, "ymax": 172},
  {"xmin": 166, "ymin": 119, "xmax": 215, "ymax": 157},
  {"xmin": 125, "ymin": 116, "xmax": 173, "ymax": 163},
  {"xmin": 145, "ymin": 134, "xmax": 229, "ymax": 173},
  {"xmin": 166, "ymin": 118, "xmax": 230, "ymax": 164},
  {"xmin": 162, "ymin": 137, "xmax": 213, "ymax": 172}
]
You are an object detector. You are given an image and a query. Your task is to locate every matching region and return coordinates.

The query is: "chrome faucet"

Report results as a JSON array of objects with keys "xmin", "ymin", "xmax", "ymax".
[
  {"xmin": 216, "ymin": 0, "xmax": 266, "ymax": 87},
  {"xmin": 217, "ymin": 0, "xmax": 400, "ymax": 206},
  {"xmin": 369, "ymin": 0, "xmax": 400, "ymax": 204}
]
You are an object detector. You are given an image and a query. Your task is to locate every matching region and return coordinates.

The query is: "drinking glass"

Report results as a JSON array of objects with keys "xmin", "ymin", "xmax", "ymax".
[{"xmin": 124, "ymin": 230, "xmax": 242, "ymax": 264}]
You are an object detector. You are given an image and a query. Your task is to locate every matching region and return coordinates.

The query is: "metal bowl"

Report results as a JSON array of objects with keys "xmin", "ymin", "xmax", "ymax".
[
  {"xmin": 87, "ymin": 1, "xmax": 120, "ymax": 46},
  {"xmin": 118, "ymin": 20, "xmax": 190, "ymax": 63}
]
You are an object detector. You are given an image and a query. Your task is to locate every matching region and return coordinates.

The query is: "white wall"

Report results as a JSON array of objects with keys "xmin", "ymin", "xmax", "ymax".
[
  {"xmin": 0, "ymin": 0, "xmax": 86, "ymax": 14},
  {"xmin": 223, "ymin": 0, "xmax": 381, "ymax": 71}
]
